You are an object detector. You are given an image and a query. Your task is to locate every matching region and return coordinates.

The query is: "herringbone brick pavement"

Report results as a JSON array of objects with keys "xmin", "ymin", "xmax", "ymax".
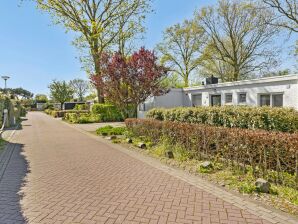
[{"xmin": 0, "ymin": 112, "xmax": 292, "ymax": 224}]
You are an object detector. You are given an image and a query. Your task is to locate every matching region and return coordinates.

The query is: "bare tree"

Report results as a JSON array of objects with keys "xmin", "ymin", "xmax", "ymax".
[
  {"xmin": 157, "ymin": 19, "xmax": 206, "ymax": 87},
  {"xmin": 34, "ymin": 0, "xmax": 151, "ymax": 102},
  {"xmin": 196, "ymin": 0, "xmax": 280, "ymax": 81},
  {"xmin": 263, "ymin": 0, "xmax": 298, "ymax": 32},
  {"xmin": 70, "ymin": 79, "xmax": 90, "ymax": 101}
]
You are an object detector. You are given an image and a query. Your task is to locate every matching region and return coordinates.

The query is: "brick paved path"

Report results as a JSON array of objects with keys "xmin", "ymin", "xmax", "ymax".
[{"xmin": 0, "ymin": 112, "xmax": 294, "ymax": 224}]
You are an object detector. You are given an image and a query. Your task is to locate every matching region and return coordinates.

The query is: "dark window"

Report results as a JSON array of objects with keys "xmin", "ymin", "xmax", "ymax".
[
  {"xmin": 238, "ymin": 93, "xmax": 247, "ymax": 103},
  {"xmin": 260, "ymin": 94, "xmax": 271, "ymax": 106},
  {"xmin": 211, "ymin": 95, "xmax": 221, "ymax": 106},
  {"xmin": 225, "ymin": 94, "xmax": 233, "ymax": 103},
  {"xmin": 272, "ymin": 94, "xmax": 283, "ymax": 107}
]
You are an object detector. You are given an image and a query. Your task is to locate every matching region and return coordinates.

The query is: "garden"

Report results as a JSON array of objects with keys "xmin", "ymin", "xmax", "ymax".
[{"xmin": 93, "ymin": 106, "xmax": 298, "ymax": 215}]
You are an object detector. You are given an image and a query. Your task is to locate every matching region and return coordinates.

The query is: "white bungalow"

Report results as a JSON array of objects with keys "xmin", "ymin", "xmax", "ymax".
[{"xmin": 137, "ymin": 74, "xmax": 298, "ymax": 118}]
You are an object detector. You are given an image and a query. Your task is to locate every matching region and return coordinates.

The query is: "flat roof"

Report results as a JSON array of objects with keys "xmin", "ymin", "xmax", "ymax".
[{"xmin": 184, "ymin": 74, "xmax": 298, "ymax": 91}]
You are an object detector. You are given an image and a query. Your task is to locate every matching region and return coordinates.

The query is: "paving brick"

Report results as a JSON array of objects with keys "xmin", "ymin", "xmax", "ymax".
[{"xmin": 0, "ymin": 112, "xmax": 296, "ymax": 224}]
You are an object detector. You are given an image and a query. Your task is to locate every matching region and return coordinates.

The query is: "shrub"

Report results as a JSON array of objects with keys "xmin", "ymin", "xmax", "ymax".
[
  {"xmin": 64, "ymin": 112, "xmax": 101, "ymax": 124},
  {"xmin": 51, "ymin": 110, "xmax": 89, "ymax": 118},
  {"xmin": 91, "ymin": 104, "xmax": 123, "ymax": 122},
  {"xmin": 125, "ymin": 118, "xmax": 298, "ymax": 188},
  {"xmin": 74, "ymin": 104, "xmax": 89, "ymax": 111},
  {"xmin": 147, "ymin": 106, "xmax": 298, "ymax": 133},
  {"xmin": 96, "ymin": 125, "xmax": 126, "ymax": 136}
]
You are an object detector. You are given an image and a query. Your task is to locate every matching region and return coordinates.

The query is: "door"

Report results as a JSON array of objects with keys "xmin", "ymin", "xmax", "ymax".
[{"xmin": 211, "ymin": 95, "xmax": 221, "ymax": 106}]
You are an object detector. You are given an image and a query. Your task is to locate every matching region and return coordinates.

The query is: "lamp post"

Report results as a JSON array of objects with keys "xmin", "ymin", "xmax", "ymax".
[{"xmin": 1, "ymin": 76, "xmax": 10, "ymax": 89}]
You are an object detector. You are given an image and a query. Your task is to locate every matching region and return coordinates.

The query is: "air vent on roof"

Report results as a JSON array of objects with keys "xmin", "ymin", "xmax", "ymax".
[{"xmin": 205, "ymin": 76, "xmax": 219, "ymax": 85}]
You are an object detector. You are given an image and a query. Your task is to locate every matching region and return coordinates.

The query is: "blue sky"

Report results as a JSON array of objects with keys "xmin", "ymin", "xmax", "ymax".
[{"xmin": 0, "ymin": 0, "xmax": 296, "ymax": 95}]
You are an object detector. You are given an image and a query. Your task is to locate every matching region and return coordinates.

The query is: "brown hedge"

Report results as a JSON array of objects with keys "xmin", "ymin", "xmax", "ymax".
[{"xmin": 125, "ymin": 118, "xmax": 298, "ymax": 187}]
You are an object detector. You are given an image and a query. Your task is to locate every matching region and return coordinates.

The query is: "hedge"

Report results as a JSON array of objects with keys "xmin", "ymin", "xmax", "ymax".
[
  {"xmin": 50, "ymin": 110, "xmax": 89, "ymax": 118},
  {"xmin": 91, "ymin": 104, "xmax": 123, "ymax": 122},
  {"xmin": 64, "ymin": 112, "xmax": 101, "ymax": 124},
  {"xmin": 147, "ymin": 106, "xmax": 298, "ymax": 133},
  {"xmin": 125, "ymin": 118, "xmax": 298, "ymax": 188}
]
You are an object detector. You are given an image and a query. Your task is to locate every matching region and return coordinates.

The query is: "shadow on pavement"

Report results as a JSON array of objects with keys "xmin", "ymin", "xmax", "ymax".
[{"xmin": 0, "ymin": 142, "xmax": 29, "ymax": 223}]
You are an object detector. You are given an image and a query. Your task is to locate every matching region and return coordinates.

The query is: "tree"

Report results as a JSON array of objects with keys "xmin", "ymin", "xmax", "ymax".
[
  {"xmin": 35, "ymin": 94, "xmax": 48, "ymax": 103},
  {"xmin": 262, "ymin": 68, "xmax": 291, "ymax": 77},
  {"xmin": 49, "ymin": 80, "xmax": 74, "ymax": 109},
  {"xmin": 69, "ymin": 79, "xmax": 89, "ymax": 102},
  {"xmin": 161, "ymin": 73, "xmax": 185, "ymax": 88},
  {"xmin": 34, "ymin": 0, "xmax": 152, "ymax": 102},
  {"xmin": 196, "ymin": 0, "xmax": 280, "ymax": 81},
  {"xmin": 90, "ymin": 48, "xmax": 168, "ymax": 118},
  {"xmin": 0, "ymin": 88, "xmax": 34, "ymax": 99},
  {"xmin": 263, "ymin": 0, "xmax": 298, "ymax": 32},
  {"xmin": 157, "ymin": 19, "xmax": 206, "ymax": 87}
]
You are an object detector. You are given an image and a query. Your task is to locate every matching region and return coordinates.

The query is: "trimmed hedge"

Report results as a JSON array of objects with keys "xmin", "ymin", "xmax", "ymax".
[
  {"xmin": 125, "ymin": 118, "xmax": 298, "ymax": 187},
  {"xmin": 64, "ymin": 112, "xmax": 101, "ymax": 124},
  {"xmin": 91, "ymin": 104, "xmax": 123, "ymax": 122},
  {"xmin": 96, "ymin": 125, "xmax": 126, "ymax": 136},
  {"xmin": 50, "ymin": 110, "xmax": 89, "ymax": 118},
  {"xmin": 147, "ymin": 106, "xmax": 298, "ymax": 133}
]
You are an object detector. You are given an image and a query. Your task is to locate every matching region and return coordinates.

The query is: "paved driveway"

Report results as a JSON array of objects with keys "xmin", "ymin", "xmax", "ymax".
[{"xmin": 0, "ymin": 112, "xmax": 295, "ymax": 224}]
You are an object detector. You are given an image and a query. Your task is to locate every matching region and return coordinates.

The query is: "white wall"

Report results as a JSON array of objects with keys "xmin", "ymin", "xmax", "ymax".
[
  {"xmin": 137, "ymin": 75, "xmax": 298, "ymax": 118},
  {"xmin": 186, "ymin": 79, "xmax": 298, "ymax": 109},
  {"xmin": 137, "ymin": 89, "xmax": 188, "ymax": 118}
]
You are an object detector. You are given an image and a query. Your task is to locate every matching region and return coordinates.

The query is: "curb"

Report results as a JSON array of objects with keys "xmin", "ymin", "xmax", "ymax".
[{"xmin": 0, "ymin": 126, "xmax": 19, "ymax": 184}]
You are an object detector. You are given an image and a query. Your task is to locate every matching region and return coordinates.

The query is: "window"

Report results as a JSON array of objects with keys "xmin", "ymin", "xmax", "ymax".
[
  {"xmin": 225, "ymin": 93, "xmax": 233, "ymax": 104},
  {"xmin": 211, "ymin": 95, "xmax": 221, "ymax": 106},
  {"xmin": 272, "ymin": 94, "xmax": 283, "ymax": 107},
  {"xmin": 192, "ymin": 94, "xmax": 202, "ymax": 106},
  {"xmin": 238, "ymin": 93, "xmax": 247, "ymax": 103},
  {"xmin": 139, "ymin": 103, "xmax": 145, "ymax": 111},
  {"xmin": 259, "ymin": 93, "xmax": 284, "ymax": 107},
  {"xmin": 260, "ymin": 94, "xmax": 270, "ymax": 106}
]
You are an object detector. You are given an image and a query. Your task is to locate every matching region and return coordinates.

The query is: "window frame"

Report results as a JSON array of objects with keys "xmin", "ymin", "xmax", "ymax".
[
  {"xmin": 238, "ymin": 92, "xmax": 247, "ymax": 104},
  {"xmin": 192, "ymin": 94, "xmax": 203, "ymax": 107},
  {"xmin": 225, "ymin": 93, "xmax": 233, "ymax": 104}
]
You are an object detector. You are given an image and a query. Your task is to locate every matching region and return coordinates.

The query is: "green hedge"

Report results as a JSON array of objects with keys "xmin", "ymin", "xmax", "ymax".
[
  {"xmin": 50, "ymin": 110, "xmax": 89, "ymax": 118},
  {"xmin": 91, "ymin": 104, "xmax": 123, "ymax": 122},
  {"xmin": 64, "ymin": 112, "xmax": 101, "ymax": 124},
  {"xmin": 96, "ymin": 125, "xmax": 126, "ymax": 136},
  {"xmin": 147, "ymin": 106, "xmax": 298, "ymax": 133},
  {"xmin": 126, "ymin": 118, "xmax": 298, "ymax": 188}
]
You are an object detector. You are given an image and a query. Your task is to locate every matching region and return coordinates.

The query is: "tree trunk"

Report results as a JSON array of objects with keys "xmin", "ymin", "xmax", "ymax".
[{"xmin": 91, "ymin": 36, "xmax": 105, "ymax": 104}]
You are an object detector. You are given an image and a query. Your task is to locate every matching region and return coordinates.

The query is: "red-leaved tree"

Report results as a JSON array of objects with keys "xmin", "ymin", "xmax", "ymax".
[{"xmin": 91, "ymin": 48, "xmax": 168, "ymax": 118}]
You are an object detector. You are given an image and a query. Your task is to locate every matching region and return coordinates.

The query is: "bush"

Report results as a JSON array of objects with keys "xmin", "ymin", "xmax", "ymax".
[
  {"xmin": 147, "ymin": 106, "xmax": 298, "ymax": 133},
  {"xmin": 96, "ymin": 125, "xmax": 126, "ymax": 136},
  {"xmin": 64, "ymin": 112, "xmax": 101, "ymax": 124},
  {"xmin": 74, "ymin": 104, "xmax": 89, "ymax": 111},
  {"xmin": 125, "ymin": 118, "xmax": 298, "ymax": 188},
  {"xmin": 91, "ymin": 104, "xmax": 123, "ymax": 122},
  {"xmin": 50, "ymin": 110, "xmax": 89, "ymax": 118}
]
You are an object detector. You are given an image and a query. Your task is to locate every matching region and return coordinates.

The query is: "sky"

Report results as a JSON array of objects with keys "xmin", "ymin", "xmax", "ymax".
[{"xmin": 0, "ymin": 0, "xmax": 296, "ymax": 95}]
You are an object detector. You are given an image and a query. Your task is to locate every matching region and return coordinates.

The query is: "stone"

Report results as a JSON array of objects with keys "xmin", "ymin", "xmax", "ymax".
[
  {"xmin": 200, "ymin": 161, "xmax": 213, "ymax": 169},
  {"xmin": 126, "ymin": 138, "xmax": 133, "ymax": 144},
  {"xmin": 165, "ymin": 151, "xmax": 174, "ymax": 159},
  {"xmin": 105, "ymin": 136, "xmax": 117, "ymax": 140},
  {"xmin": 255, "ymin": 178, "xmax": 270, "ymax": 193},
  {"xmin": 138, "ymin": 142, "xmax": 146, "ymax": 149}
]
